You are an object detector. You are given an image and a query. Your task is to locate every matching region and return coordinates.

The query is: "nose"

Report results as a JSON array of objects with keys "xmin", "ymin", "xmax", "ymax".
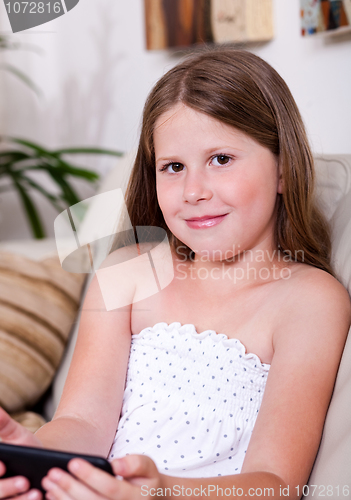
[{"xmin": 182, "ymin": 170, "xmax": 213, "ymax": 204}]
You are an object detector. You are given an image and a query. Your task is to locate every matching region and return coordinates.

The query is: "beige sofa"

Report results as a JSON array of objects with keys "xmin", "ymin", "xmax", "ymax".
[{"xmin": 0, "ymin": 152, "xmax": 350, "ymax": 492}]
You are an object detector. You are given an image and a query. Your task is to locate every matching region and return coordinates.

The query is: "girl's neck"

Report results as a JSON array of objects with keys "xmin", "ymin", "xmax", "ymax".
[{"xmin": 174, "ymin": 245, "xmax": 294, "ymax": 289}]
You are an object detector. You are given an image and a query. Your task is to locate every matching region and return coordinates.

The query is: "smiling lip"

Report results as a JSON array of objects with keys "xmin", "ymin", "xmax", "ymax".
[{"xmin": 185, "ymin": 214, "xmax": 228, "ymax": 229}]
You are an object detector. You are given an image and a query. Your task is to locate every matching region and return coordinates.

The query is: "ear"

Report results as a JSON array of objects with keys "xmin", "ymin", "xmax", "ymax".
[{"xmin": 277, "ymin": 161, "xmax": 283, "ymax": 194}]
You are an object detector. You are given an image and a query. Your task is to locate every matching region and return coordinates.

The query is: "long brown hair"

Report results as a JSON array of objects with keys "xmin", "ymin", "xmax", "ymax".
[{"xmin": 111, "ymin": 47, "xmax": 333, "ymax": 275}]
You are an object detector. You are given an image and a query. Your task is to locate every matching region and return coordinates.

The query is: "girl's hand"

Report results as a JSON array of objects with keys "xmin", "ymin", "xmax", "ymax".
[
  {"xmin": 42, "ymin": 455, "xmax": 166, "ymax": 500},
  {"xmin": 0, "ymin": 461, "xmax": 42, "ymax": 500},
  {"xmin": 0, "ymin": 407, "xmax": 43, "ymax": 499}
]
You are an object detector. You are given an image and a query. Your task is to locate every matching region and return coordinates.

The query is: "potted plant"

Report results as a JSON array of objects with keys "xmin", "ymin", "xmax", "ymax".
[{"xmin": 0, "ymin": 34, "xmax": 123, "ymax": 238}]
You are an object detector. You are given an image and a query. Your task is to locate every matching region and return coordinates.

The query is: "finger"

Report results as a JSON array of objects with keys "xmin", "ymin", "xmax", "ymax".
[
  {"xmin": 16, "ymin": 490, "xmax": 43, "ymax": 500},
  {"xmin": 68, "ymin": 459, "xmax": 124, "ymax": 499},
  {"xmin": 43, "ymin": 466, "xmax": 105, "ymax": 500},
  {"xmin": 0, "ymin": 460, "xmax": 42, "ymax": 499},
  {"xmin": 42, "ymin": 478, "xmax": 73, "ymax": 500},
  {"xmin": 0, "ymin": 474, "xmax": 31, "ymax": 498},
  {"xmin": 42, "ymin": 477, "xmax": 75, "ymax": 500},
  {"xmin": 0, "ymin": 492, "xmax": 43, "ymax": 500},
  {"xmin": 0, "ymin": 407, "xmax": 41, "ymax": 446},
  {"xmin": 112, "ymin": 455, "xmax": 158, "ymax": 480},
  {"xmin": 70, "ymin": 459, "xmax": 145, "ymax": 500}
]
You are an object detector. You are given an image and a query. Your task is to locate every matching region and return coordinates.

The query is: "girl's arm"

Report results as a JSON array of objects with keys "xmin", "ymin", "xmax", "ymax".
[
  {"xmin": 35, "ymin": 247, "xmax": 135, "ymax": 456},
  {"xmin": 239, "ymin": 269, "xmax": 351, "ymax": 492},
  {"xmin": 42, "ymin": 269, "xmax": 351, "ymax": 499}
]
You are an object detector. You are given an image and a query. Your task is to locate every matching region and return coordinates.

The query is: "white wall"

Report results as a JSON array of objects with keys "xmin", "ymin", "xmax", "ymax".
[{"xmin": 0, "ymin": 0, "xmax": 350, "ymax": 240}]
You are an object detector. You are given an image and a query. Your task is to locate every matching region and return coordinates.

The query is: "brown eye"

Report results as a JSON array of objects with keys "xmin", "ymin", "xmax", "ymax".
[
  {"xmin": 160, "ymin": 162, "xmax": 184, "ymax": 174},
  {"xmin": 171, "ymin": 163, "xmax": 184, "ymax": 172},
  {"xmin": 213, "ymin": 155, "xmax": 231, "ymax": 166},
  {"xmin": 160, "ymin": 162, "xmax": 184, "ymax": 173}
]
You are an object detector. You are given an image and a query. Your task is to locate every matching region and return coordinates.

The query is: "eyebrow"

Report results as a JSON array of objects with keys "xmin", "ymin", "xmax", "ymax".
[
  {"xmin": 155, "ymin": 146, "xmax": 245, "ymax": 163},
  {"xmin": 155, "ymin": 157, "xmax": 178, "ymax": 164}
]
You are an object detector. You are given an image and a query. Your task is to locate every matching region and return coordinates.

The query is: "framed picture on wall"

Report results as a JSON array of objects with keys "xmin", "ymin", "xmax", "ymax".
[{"xmin": 144, "ymin": 0, "xmax": 274, "ymax": 50}]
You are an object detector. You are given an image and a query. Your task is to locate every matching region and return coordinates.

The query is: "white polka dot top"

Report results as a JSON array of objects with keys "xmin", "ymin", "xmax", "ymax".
[{"xmin": 108, "ymin": 322, "xmax": 270, "ymax": 478}]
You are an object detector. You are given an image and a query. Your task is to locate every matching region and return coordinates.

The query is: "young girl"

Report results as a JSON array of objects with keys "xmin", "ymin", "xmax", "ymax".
[{"xmin": 0, "ymin": 48, "xmax": 350, "ymax": 500}]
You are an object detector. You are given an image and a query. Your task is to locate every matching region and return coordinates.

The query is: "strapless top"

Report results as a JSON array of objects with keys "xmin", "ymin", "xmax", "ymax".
[{"xmin": 108, "ymin": 322, "xmax": 270, "ymax": 478}]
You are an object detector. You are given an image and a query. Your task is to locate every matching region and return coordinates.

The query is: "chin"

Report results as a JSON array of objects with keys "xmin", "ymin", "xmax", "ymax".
[{"xmin": 192, "ymin": 246, "xmax": 237, "ymax": 262}]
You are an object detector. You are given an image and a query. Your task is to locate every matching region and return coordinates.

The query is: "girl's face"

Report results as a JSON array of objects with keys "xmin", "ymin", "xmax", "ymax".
[{"xmin": 154, "ymin": 103, "xmax": 282, "ymax": 262}]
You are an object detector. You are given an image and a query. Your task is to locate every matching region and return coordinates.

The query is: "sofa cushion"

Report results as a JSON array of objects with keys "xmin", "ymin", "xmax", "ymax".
[
  {"xmin": 330, "ymin": 189, "xmax": 351, "ymax": 293},
  {"xmin": 306, "ymin": 176, "xmax": 351, "ymax": 493},
  {"xmin": 306, "ymin": 325, "xmax": 351, "ymax": 492},
  {"xmin": 0, "ymin": 239, "xmax": 58, "ymax": 262},
  {"xmin": 0, "ymin": 252, "xmax": 85, "ymax": 413},
  {"xmin": 314, "ymin": 154, "xmax": 351, "ymax": 221},
  {"xmin": 11, "ymin": 411, "xmax": 46, "ymax": 433}
]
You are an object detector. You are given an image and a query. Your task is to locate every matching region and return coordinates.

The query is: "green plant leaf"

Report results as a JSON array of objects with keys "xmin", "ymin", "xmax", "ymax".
[
  {"xmin": 19, "ymin": 162, "xmax": 99, "ymax": 181},
  {"xmin": 0, "ymin": 150, "xmax": 32, "ymax": 161},
  {"xmin": 0, "ymin": 151, "xmax": 33, "ymax": 175},
  {"xmin": 46, "ymin": 157, "xmax": 99, "ymax": 180},
  {"xmin": 7, "ymin": 137, "xmax": 55, "ymax": 156},
  {"xmin": 54, "ymin": 147, "xmax": 124, "ymax": 157},
  {"xmin": 7, "ymin": 137, "xmax": 122, "ymax": 160},
  {"xmin": 18, "ymin": 174, "xmax": 64, "ymax": 212},
  {"xmin": 3, "ymin": 138, "xmax": 101, "ymax": 180},
  {"xmin": 0, "ymin": 64, "xmax": 42, "ymax": 97},
  {"xmin": 0, "ymin": 35, "xmax": 43, "ymax": 54},
  {"xmin": 0, "ymin": 135, "xmax": 123, "ymax": 238},
  {"xmin": 46, "ymin": 170, "xmax": 81, "ymax": 206},
  {"xmin": 11, "ymin": 176, "xmax": 45, "ymax": 238}
]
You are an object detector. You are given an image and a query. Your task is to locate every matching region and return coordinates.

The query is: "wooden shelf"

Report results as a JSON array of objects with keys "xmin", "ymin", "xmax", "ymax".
[{"xmin": 301, "ymin": 0, "xmax": 351, "ymax": 36}]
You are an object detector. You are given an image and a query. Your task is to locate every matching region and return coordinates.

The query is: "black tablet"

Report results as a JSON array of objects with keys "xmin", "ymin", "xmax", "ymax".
[{"xmin": 0, "ymin": 442, "xmax": 114, "ymax": 493}]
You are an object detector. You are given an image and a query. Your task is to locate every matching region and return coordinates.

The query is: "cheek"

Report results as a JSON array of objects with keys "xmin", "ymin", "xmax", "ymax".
[
  {"xmin": 156, "ymin": 183, "xmax": 177, "ymax": 221},
  {"xmin": 156, "ymin": 180, "xmax": 166, "ymax": 211},
  {"xmin": 222, "ymin": 173, "xmax": 258, "ymax": 208},
  {"xmin": 222, "ymin": 175, "xmax": 277, "ymax": 224}
]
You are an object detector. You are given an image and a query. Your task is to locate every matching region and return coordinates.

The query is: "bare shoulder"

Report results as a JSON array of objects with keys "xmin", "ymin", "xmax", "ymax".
[
  {"xmin": 281, "ymin": 263, "xmax": 350, "ymax": 322},
  {"xmin": 273, "ymin": 262, "xmax": 351, "ymax": 358}
]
